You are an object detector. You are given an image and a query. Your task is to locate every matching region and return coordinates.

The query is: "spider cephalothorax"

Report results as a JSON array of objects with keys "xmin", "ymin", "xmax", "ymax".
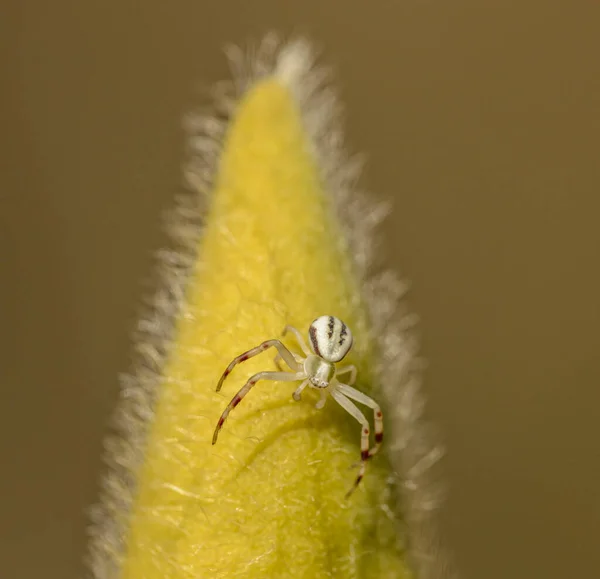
[{"xmin": 212, "ymin": 315, "xmax": 383, "ymax": 497}]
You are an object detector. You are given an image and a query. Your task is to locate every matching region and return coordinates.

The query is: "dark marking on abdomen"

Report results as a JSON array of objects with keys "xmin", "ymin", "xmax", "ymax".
[
  {"xmin": 309, "ymin": 325, "xmax": 320, "ymax": 356},
  {"xmin": 328, "ymin": 316, "xmax": 335, "ymax": 338}
]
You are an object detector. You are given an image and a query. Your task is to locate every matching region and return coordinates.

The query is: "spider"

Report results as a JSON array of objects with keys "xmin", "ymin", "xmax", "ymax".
[{"xmin": 212, "ymin": 315, "xmax": 383, "ymax": 497}]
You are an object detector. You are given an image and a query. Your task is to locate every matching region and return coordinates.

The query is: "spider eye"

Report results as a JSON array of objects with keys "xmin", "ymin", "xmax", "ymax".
[{"xmin": 308, "ymin": 315, "xmax": 353, "ymax": 362}]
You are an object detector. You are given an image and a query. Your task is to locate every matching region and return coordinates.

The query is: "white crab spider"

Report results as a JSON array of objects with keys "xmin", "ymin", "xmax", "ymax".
[{"xmin": 212, "ymin": 315, "xmax": 383, "ymax": 497}]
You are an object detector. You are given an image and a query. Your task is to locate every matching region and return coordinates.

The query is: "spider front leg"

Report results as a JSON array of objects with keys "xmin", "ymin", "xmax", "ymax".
[
  {"xmin": 216, "ymin": 339, "xmax": 301, "ymax": 393},
  {"xmin": 212, "ymin": 371, "xmax": 304, "ymax": 444}
]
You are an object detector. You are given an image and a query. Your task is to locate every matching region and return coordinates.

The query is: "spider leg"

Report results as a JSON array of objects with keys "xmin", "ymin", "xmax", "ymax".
[
  {"xmin": 282, "ymin": 324, "xmax": 312, "ymax": 356},
  {"xmin": 216, "ymin": 339, "xmax": 301, "ymax": 393},
  {"xmin": 337, "ymin": 383, "xmax": 383, "ymax": 458},
  {"xmin": 274, "ymin": 351, "xmax": 303, "ymax": 372},
  {"xmin": 335, "ymin": 364, "xmax": 357, "ymax": 385},
  {"xmin": 315, "ymin": 389, "xmax": 328, "ymax": 409},
  {"xmin": 212, "ymin": 370, "xmax": 305, "ymax": 444},
  {"xmin": 274, "ymin": 353, "xmax": 284, "ymax": 372},
  {"xmin": 329, "ymin": 388, "xmax": 371, "ymax": 497},
  {"xmin": 292, "ymin": 379, "xmax": 309, "ymax": 401}
]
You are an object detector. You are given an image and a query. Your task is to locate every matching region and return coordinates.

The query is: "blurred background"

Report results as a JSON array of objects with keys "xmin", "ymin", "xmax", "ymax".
[{"xmin": 2, "ymin": 1, "xmax": 599, "ymax": 578}]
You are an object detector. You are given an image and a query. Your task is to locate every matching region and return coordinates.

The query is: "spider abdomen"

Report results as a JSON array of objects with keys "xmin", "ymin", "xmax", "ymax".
[{"xmin": 308, "ymin": 315, "xmax": 353, "ymax": 363}]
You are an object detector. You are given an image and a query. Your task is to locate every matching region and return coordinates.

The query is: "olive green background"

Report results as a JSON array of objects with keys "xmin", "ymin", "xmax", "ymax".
[{"xmin": 2, "ymin": 2, "xmax": 599, "ymax": 578}]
